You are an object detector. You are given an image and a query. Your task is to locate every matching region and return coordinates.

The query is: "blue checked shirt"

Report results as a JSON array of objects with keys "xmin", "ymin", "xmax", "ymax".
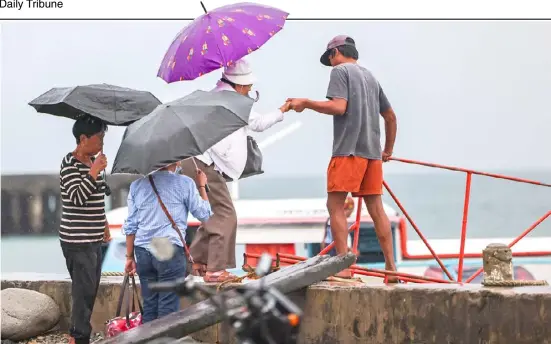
[{"xmin": 122, "ymin": 171, "xmax": 213, "ymax": 250}]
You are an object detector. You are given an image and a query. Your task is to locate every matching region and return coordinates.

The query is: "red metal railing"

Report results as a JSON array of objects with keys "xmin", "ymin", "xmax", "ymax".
[
  {"xmin": 389, "ymin": 157, "xmax": 551, "ymax": 282},
  {"xmin": 244, "ymin": 157, "xmax": 551, "ymax": 284},
  {"xmin": 463, "ymin": 210, "xmax": 551, "ymax": 283}
]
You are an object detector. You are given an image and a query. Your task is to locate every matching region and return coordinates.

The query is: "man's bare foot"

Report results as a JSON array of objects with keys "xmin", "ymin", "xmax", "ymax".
[{"xmin": 385, "ymin": 264, "xmax": 400, "ymax": 283}]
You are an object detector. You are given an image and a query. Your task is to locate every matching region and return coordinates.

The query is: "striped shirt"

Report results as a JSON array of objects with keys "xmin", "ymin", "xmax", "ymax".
[
  {"xmin": 122, "ymin": 171, "xmax": 212, "ymax": 251},
  {"xmin": 59, "ymin": 152, "xmax": 106, "ymax": 244}
]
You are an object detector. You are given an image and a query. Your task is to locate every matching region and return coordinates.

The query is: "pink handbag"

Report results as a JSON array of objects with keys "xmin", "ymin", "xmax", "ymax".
[{"xmin": 105, "ymin": 274, "xmax": 143, "ymax": 337}]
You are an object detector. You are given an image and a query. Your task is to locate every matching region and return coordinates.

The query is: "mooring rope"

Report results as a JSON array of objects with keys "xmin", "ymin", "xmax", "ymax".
[
  {"xmin": 211, "ymin": 263, "xmax": 283, "ymax": 344},
  {"xmin": 482, "ymin": 279, "xmax": 549, "ymax": 287},
  {"xmin": 101, "ymin": 271, "xmax": 133, "ymax": 277},
  {"xmin": 212, "ymin": 270, "xmax": 261, "ymax": 344}
]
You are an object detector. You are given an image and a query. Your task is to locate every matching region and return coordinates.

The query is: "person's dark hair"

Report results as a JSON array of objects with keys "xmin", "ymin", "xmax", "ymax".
[
  {"xmin": 72, "ymin": 115, "xmax": 108, "ymax": 144},
  {"xmin": 330, "ymin": 37, "xmax": 359, "ymax": 60},
  {"xmin": 220, "ymin": 77, "xmax": 237, "ymax": 88}
]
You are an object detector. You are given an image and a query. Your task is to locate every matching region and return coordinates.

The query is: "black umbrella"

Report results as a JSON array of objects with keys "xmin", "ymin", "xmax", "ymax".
[
  {"xmin": 30, "ymin": 83, "xmax": 161, "ymax": 197},
  {"xmin": 111, "ymin": 90, "xmax": 254, "ymax": 176},
  {"xmin": 28, "ymin": 83, "xmax": 162, "ymax": 126}
]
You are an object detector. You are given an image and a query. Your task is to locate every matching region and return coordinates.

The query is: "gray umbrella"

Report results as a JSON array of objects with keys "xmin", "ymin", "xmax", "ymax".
[
  {"xmin": 29, "ymin": 83, "xmax": 162, "ymax": 126},
  {"xmin": 111, "ymin": 90, "xmax": 254, "ymax": 175}
]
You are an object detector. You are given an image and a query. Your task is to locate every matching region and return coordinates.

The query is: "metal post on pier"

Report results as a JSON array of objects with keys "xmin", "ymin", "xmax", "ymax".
[
  {"xmin": 480, "ymin": 243, "xmax": 548, "ymax": 287},
  {"xmin": 482, "ymin": 243, "xmax": 514, "ymax": 285}
]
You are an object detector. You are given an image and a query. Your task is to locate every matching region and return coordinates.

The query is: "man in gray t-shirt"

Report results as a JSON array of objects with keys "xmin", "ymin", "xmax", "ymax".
[{"xmin": 287, "ymin": 35, "xmax": 398, "ymax": 279}]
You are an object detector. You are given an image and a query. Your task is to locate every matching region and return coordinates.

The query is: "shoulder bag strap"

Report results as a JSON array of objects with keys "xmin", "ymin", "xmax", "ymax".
[{"xmin": 148, "ymin": 175, "xmax": 194, "ymax": 264}]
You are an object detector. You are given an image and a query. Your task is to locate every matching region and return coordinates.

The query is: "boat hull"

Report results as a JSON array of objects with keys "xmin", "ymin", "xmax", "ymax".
[{"xmin": 101, "ymin": 239, "xmax": 551, "ymax": 283}]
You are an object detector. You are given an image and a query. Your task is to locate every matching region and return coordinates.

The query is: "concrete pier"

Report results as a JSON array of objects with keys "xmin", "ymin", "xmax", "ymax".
[
  {"xmin": 1, "ymin": 174, "xmax": 138, "ymax": 235},
  {"xmin": 2, "ymin": 273, "xmax": 550, "ymax": 344}
]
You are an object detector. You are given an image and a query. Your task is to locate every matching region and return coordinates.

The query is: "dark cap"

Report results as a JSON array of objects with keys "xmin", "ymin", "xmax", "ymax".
[{"xmin": 320, "ymin": 35, "xmax": 356, "ymax": 66}]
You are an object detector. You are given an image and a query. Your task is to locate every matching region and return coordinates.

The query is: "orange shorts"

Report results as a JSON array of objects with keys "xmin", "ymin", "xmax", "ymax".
[{"xmin": 327, "ymin": 156, "xmax": 383, "ymax": 196}]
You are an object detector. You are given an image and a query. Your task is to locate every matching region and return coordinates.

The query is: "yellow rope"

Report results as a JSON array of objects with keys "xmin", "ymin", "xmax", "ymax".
[
  {"xmin": 214, "ymin": 271, "xmax": 256, "ymax": 344},
  {"xmin": 102, "ymin": 264, "xmax": 282, "ymax": 344},
  {"xmin": 101, "ymin": 271, "xmax": 134, "ymax": 277},
  {"xmin": 483, "ymin": 279, "xmax": 549, "ymax": 287}
]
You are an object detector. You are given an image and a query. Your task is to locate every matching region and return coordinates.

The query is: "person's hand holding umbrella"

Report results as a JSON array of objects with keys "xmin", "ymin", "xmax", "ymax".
[
  {"xmin": 89, "ymin": 151, "xmax": 108, "ymax": 180},
  {"xmin": 90, "ymin": 149, "xmax": 111, "ymax": 196},
  {"xmin": 195, "ymin": 168, "xmax": 209, "ymax": 195},
  {"xmin": 111, "ymin": 90, "xmax": 255, "ymax": 177},
  {"xmin": 29, "ymin": 83, "xmax": 162, "ymax": 196}
]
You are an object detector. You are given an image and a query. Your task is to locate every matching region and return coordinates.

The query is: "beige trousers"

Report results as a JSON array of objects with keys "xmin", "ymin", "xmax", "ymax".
[{"xmin": 180, "ymin": 158, "xmax": 237, "ymax": 271}]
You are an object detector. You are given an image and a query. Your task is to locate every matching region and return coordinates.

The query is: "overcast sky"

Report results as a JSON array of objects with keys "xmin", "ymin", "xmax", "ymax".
[{"xmin": 1, "ymin": 21, "xmax": 550, "ymax": 176}]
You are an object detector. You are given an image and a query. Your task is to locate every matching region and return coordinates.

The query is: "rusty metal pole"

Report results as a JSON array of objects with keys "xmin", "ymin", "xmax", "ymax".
[
  {"xmin": 457, "ymin": 172, "xmax": 473, "ymax": 282},
  {"xmin": 383, "ymin": 181, "xmax": 455, "ymax": 281}
]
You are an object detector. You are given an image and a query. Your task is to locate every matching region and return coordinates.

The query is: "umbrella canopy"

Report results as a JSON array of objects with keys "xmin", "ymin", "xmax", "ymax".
[
  {"xmin": 111, "ymin": 90, "xmax": 254, "ymax": 175},
  {"xmin": 29, "ymin": 83, "xmax": 162, "ymax": 126},
  {"xmin": 157, "ymin": 2, "xmax": 288, "ymax": 83}
]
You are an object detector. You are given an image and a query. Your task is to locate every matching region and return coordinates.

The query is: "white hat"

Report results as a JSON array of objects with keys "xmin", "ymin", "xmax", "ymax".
[{"xmin": 222, "ymin": 58, "xmax": 257, "ymax": 86}]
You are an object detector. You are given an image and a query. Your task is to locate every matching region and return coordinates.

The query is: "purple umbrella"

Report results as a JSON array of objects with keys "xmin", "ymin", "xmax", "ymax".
[{"xmin": 157, "ymin": 2, "xmax": 289, "ymax": 83}]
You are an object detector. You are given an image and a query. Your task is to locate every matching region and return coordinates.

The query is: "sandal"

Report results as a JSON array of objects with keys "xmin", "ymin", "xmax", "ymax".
[
  {"xmin": 331, "ymin": 249, "xmax": 357, "ymax": 280},
  {"xmin": 204, "ymin": 270, "xmax": 239, "ymax": 283},
  {"xmin": 385, "ymin": 265, "xmax": 400, "ymax": 283},
  {"xmin": 192, "ymin": 263, "xmax": 207, "ymax": 277},
  {"xmin": 386, "ymin": 277, "xmax": 402, "ymax": 284},
  {"xmin": 334, "ymin": 268, "xmax": 353, "ymax": 279}
]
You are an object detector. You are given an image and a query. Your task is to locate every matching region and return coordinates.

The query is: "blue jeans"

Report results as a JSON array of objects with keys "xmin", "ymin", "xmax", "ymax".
[{"xmin": 135, "ymin": 245, "xmax": 187, "ymax": 323}]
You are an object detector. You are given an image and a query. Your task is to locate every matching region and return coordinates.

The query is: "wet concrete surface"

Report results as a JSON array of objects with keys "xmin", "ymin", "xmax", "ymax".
[
  {"xmin": 2, "ymin": 274, "xmax": 550, "ymax": 344},
  {"xmin": 299, "ymin": 282, "xmax": 551, "ymax": 344}
]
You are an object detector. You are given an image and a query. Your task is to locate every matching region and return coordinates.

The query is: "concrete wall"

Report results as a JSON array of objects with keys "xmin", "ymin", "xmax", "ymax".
[{"xmin": 2, "ymin": 275, "xmax": 550, "ymax": 344}]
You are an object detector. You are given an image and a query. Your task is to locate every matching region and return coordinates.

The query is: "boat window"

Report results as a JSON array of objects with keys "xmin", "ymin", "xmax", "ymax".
[{"xmin": 353, "ymin": 222, "xmax": 397, "ymax": 264}]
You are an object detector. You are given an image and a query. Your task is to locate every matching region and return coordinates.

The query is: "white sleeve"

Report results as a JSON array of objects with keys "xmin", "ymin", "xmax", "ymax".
[{"xmin": 247, "ymin": 108, "xmax": 284, "ymax": 132}]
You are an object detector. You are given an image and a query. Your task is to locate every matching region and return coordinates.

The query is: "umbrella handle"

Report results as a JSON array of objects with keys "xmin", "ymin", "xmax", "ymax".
[
  {"xmin": 191, "ymin": 157, "xmax": 210, "ymax": 193},
  {"xmin": 100, "ymin": 150, "xmax": 112, "ymax": 196},
  {"xmin": 103, "ymin": 171, "xmax": 112, "ymax": 196}
]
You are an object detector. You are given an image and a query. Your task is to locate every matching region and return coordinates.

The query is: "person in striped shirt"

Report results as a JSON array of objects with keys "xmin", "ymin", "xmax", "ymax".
[{"xmin": 59, "ymin": 115, "xmax": 111, "ymax": 344}]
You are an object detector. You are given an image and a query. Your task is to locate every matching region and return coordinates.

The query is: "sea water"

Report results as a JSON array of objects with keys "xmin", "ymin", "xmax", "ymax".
[{"xmin": 2, "ymin": 171, "xmax": 550, "ymax": 274}]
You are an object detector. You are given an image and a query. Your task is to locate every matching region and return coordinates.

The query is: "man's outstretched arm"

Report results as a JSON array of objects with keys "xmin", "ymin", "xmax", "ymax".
[{"xmin": 286, "ymin": 97, "xmax": 347, "ymax": 116}]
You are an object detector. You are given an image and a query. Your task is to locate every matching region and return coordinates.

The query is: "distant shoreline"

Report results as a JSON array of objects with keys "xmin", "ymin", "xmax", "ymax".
[{"xmin": 1, "ymin": 168, "xmax": 551, "ymax": 177}]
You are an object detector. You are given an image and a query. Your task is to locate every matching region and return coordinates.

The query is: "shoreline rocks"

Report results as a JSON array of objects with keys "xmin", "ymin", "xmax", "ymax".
[
  {"xmin": 0, "ymin": 332, "xmax": 105, "ymax": 344},
  {"xmin": 1, "ymin": 288, "xmax": 61, "ymax": 341}
]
